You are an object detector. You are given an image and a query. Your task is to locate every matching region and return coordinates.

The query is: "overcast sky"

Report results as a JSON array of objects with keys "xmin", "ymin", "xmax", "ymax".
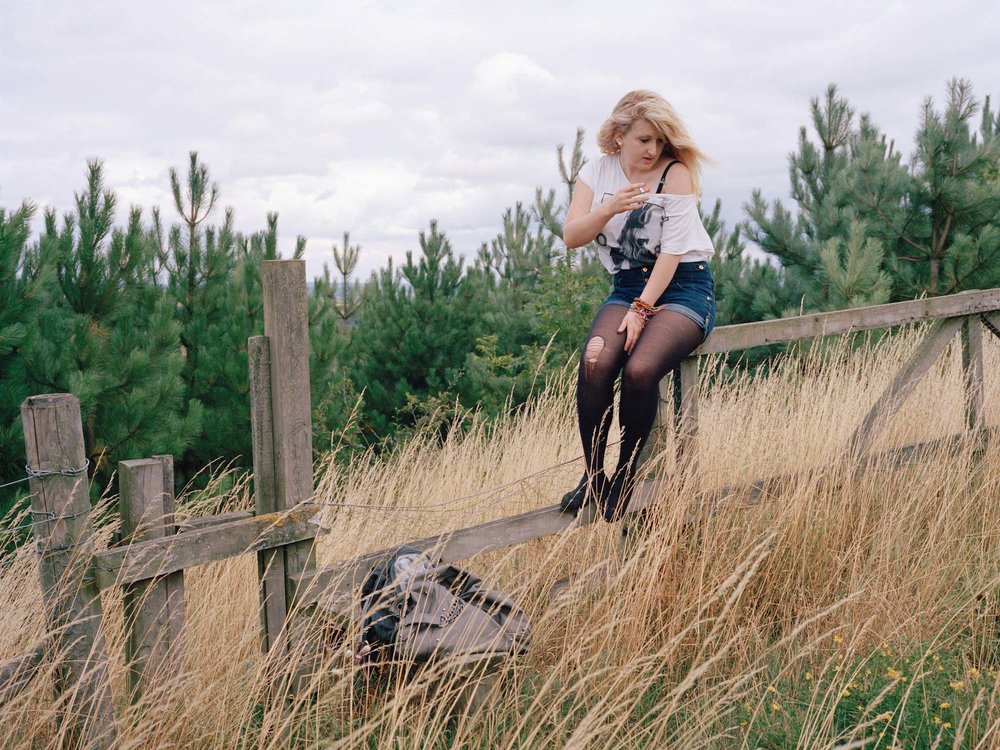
[{"xmin": 2, "ymin": 0, "xmax": 997, "ymax": 280}]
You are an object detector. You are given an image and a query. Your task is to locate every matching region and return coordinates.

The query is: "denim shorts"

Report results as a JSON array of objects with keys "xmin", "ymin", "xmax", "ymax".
[{"xmin": 604, "ymin": 261, "xmax": 717, "ymax": 341}]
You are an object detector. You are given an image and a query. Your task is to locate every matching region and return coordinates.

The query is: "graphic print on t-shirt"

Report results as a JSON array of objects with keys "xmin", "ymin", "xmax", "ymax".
[{"xmin": 596, "ymin": 194, "xmax": 669, "ymax": 272}]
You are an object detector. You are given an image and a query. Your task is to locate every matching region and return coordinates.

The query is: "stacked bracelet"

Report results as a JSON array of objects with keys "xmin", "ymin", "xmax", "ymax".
[{"xmin": 628, "ymin": 298, "xmax": 662, "ymax": 327}]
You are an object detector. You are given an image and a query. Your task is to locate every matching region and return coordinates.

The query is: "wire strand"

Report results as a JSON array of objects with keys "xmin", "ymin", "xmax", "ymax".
[
  {"xmin": 312, "ymin": 444, "xmax": 613, "ymax": 513},
  {"xmin": 24, "ymin": 459, "xmax": 91, "ymax": 480}
]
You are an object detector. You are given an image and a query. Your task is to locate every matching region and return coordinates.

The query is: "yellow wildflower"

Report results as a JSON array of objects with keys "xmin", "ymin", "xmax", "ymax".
[
  {"xmin": 833, "ymin": 634, "xmax": 843, "ymax": 644},
  {"xmin": 840, "ymin": 688, "xmax": 851, "ymax": 698},
  {"xmin": 879, "ymin": 712, "xmax": 893, "ymax": 722},
  {"xmin": 939, "ymin": 701, "xmax": 950, "ymax": 709},
  {"xmin": 805, "ymin": 671, "xmax": 813, "ymax": 681},
  {"xmin": 933, "ymin": 716, "xmax": 942, "ymax": 725},
  {"xmin": 950, "ymin": 680, "xmax": 965, "ymax": 691},
  {"xmin": 771, "ymin": 702, "xmax": 781, "ymax": 713},
  {"xmin": 970, "ymin": 667, "xmax": 981, "ymax": 678},
  {"xmin": 767, "ymin": 685, "xmax": 778, "ymax": 693},
  {"xmin": 943, "ymin": 722, "xmax": 952, "ymax": 729},
  {"xmin": 887, "ymin": 667, "xmax": 903, "ymax": 681}
]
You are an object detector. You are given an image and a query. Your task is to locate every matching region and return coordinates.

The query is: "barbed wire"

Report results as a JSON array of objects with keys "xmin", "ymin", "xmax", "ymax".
[
  {"xmin": 1, "ymin": 461, "xmax": 94, "ymax": 535},
  {"xmin": 0, "ymin": 476, "xmax": 30, "ymax": 490},
  {"xmin": 25, "ymin": 460, "xmax": 90, "ymax": 480}
]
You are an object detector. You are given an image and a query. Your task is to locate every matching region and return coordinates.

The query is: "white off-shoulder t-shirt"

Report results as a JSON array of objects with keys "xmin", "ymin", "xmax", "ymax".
[{"xmin": 578, "ymin": 154, "xmax": 714, "ymax": 273}]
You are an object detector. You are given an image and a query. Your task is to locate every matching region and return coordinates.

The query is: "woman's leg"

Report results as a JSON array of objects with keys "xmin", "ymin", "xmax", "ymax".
[
  {"xmin": 602, "ymin": 310, "xmax": 704, "ymax": 521},
  {"xmin": 561, "ymin": 304, "xmax": 630, "ymax": 511}
]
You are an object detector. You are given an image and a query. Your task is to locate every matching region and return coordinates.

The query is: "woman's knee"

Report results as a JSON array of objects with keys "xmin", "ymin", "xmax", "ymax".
[
  {"xmin": 621, "ymin": 359, "xmax": 659, "ymax": 395},
  {"xmin": 580, "ymin": 334, "xmax": 624, "ymax": 384}
]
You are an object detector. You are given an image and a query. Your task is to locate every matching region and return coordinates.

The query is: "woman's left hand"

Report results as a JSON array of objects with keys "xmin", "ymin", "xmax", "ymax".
[{"xmin": 618, "ymin": 310, "xmax": 646, "ymax": 354}]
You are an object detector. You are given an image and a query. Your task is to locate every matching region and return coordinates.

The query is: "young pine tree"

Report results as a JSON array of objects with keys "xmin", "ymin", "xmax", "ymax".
[
  {"xmin": 0, "ymin": 202, "xmax": 40, "ymax": 515},
  {"xmin": 842, "ymin": 78, "xmax": 1000, "ymax": 297},
  {"xmin": 24, "ymin": 161, "xmax": 201, "ymax": 484},
  {"xmin": 350, "ymin": 221, "xmax": 483, "ymax": 441},
  {"xmin": 742, "ymin": 84, "xmax": 868, "ymax": 314}
]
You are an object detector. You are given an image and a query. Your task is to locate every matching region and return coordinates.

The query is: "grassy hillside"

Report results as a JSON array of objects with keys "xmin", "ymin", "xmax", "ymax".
[{"xmin": 1, "ymin": 324, "xmax": 999, "ymax": 748}]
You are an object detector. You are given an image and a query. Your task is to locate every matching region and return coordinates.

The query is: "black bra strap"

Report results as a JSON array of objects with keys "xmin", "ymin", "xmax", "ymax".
[{"xmin": 655, "ymin": 160, "xmax": 681, "ymax": 194}]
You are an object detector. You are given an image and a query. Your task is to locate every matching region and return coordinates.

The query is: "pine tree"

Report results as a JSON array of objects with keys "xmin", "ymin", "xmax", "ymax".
[
  {"xmin": 702, "ymin": 199, "xmax": 788, "ymax": 326},
  {"xmin": 742, "ymin": 84, "xmax": 868, "ymax": 313},
  {"xmin": 742, "ymin": 79, "xmax": 1000, "ymax": 313},
  {"xmin": 0, "ymin": 202, "xmax": 39, "ymax": 515},
  {"xmin": 24, "ymin": 161, "xmax": 202, "ymax": 484},
  {"xmin": 313, "ymin": 231, "xmax": 362, "ymax": 322},
  {"xmin": 308, "ymin": 234, "xmax": 359, "ymax": 453},
  {"xmin": 842, "ymin": 78, "xmax": 1000, "ymax": 297},
  {"xmin": 350, "ymin": 221, "xmax": 483, "ymax": 440}
]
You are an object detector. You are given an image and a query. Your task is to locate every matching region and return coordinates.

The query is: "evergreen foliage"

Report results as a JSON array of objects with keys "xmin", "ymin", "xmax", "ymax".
[
  {"xmin": 314, "ymin": 231, "xmax": 363, "ymax": 322},
  {"xmin": 24, "ymin": 161, "xmax": 202, "ymax": 485},
  {"xmin": 0, "ymin": 202, "xmax": 39, "ymax": 514},
  {"xmin": 742, "ymin": 79, "xmax": 1000, "ymax": 315},
  {"xmin": 350, "ymin": 221, "xmax": 483, "ymax": 440}
]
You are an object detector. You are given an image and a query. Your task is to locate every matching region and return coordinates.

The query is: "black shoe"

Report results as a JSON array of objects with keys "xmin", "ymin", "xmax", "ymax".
[
  {"xmin": 600, "ymin": 471, "xmax": 635, "ymax": 523},
  {"xmin": 559, "ymin": 472, "xmax": 607, "ymax": 514}
]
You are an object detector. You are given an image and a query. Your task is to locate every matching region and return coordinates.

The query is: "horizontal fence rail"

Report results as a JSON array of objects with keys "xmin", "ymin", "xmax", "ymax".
[
  {"xmin": 93, "ymin": 504, "xmax": 324, "ymax": 590},
  {"xmin": 696, "ymin": 288, "xmax": 1000, "ymax": 355}
]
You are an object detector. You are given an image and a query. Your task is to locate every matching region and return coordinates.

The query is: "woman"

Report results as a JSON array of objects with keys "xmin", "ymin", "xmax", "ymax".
[{"xmin": 560, "ymin": 90, "xmax": 716, "ymax": 522}]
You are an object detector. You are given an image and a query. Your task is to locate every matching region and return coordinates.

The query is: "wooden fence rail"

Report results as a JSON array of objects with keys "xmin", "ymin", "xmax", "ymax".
[{"xmin": 5, "ymin": 267, "xmax": 998, "ymax": 741}]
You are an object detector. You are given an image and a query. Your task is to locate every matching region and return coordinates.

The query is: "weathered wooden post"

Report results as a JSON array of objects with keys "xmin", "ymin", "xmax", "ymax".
[
  {"xmin": 962, "ymin": 316, "xmax": 985, "ymax": 434},
  {"xmin": 622, "ymin": 357, "xmax": 700, "ymax": 552},
  {"xmin": 250, "ymin": 260, "xmax": 319, "ymax": 683},
  {"xmin": 249, "ymin": 335, "xmax": 287, "ymax": 655},
  {"xmin": 675, "ymin": 357, "xmax": 700, "ymax": 475},
  {"xmin": 119, "ymin": 455, "xmax": 184, "ymax": 701},
  {"xmin": 20, "ymin": 394, "xmax": 116, "ymax": 747}
]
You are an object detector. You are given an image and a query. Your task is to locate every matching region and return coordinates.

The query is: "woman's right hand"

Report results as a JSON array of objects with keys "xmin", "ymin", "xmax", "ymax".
[
  {"xmin": 604, "ymin": 183, "xmax": 649, "ymax": 217},
  {"xmin": 562, "ymin": 180, "xmax": 647, "ymax": 249}
]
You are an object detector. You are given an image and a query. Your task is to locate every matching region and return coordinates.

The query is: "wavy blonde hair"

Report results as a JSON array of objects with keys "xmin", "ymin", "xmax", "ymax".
[{"xmin": 597, "ymin": 90, "xmax": 713, "ymax": 198}]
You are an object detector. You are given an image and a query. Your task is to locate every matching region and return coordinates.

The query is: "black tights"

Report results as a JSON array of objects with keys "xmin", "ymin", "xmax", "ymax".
[{"xmin": 577, "ymin": 305, "xmax": 703, "ymax": 497}]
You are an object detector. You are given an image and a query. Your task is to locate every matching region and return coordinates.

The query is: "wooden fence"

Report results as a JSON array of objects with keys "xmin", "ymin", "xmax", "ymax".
[{"xmin": 2, "ymin": 260, "xmax": 997, "ymax": 746}]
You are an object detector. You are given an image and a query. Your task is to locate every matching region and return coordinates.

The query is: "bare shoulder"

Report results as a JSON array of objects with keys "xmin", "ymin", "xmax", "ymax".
[{"xmin": 664, "ymin": 160, "xmax": 694, "ymax": 196}]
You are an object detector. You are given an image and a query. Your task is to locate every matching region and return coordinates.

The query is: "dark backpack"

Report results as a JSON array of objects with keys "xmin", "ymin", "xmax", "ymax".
[{"xmin": 358, "ymin": 548, "xmax": 531, "ymax": 663}]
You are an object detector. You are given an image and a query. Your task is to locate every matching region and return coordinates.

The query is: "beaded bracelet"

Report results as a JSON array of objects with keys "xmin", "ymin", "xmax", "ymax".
[{"xmin": 628, "ymin": 298, "xmax": 662, "ymax": 327}]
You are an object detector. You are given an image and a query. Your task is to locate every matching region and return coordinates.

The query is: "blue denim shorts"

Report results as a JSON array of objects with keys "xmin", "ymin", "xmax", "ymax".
[{"xmin": 604, "ymin": 261, "xmax": 717, "ymax": 342}]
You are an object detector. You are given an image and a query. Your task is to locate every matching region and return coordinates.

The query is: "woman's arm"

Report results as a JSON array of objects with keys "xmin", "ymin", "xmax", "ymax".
[
  {"xmin": 617, "ymin": 252, "xmax": 682, "ymax": 353},
  {"xmin": 562, "ymin": 180, "xmax": 648, "ymax": 249}
]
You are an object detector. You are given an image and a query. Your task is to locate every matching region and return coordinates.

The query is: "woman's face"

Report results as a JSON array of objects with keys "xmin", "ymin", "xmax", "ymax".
[{"xmin": 619, "ymin": 118, "xmax": 669, "ymax": 171}]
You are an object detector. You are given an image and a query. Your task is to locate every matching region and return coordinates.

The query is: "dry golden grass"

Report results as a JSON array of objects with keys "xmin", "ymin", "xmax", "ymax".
[{"xmin": 2, "ymin": 324, "xmax": 1000, "ymax": 748}]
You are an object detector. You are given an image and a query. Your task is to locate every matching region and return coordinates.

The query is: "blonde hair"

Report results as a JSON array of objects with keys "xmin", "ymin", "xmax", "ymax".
[{"xmin": 597, "ymin": 90, "xmax": 714, "ymax": 198}]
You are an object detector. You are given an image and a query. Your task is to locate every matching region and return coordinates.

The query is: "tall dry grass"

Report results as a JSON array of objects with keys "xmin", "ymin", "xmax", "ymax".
[{"xmin": 1, "ymin": 324, "xmax": 1000, "ymax": 748}]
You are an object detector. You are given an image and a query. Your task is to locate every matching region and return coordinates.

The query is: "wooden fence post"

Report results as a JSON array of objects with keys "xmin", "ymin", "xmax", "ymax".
[
  {"xmin": 20, "ymin": 394, "xmax": 116, "ymax": 748},
  {"xmin": 258, "ymin": 260, "xmax": 319, "ymax": 680},
  {"xmin": 119, "ymin": 456, "xmax": 184, "ymax": 702},
  {"xmin": 249, "ymin": 335, "xmax": 288, "ymax": 655},
  {"xmin": 622, "ymin": 377, "xmax": 674, "ymax": 551},
  {"xmin": 961, "ymin": 316, "xmax": 986, "ymax": 434},
  {"xmin": 675, "ymin": 357, "xmax": 701, "ymax": 476}
]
